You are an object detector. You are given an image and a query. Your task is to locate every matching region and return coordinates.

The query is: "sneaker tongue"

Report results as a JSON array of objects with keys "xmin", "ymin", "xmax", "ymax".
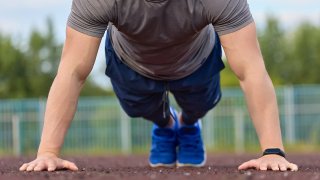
[{"xmin": 154, "ymin": 128, "xmax": 174, "ymax": 138}]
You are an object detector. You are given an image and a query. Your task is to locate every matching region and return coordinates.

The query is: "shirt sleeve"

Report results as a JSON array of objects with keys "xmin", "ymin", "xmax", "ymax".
[
  {"xmin": 67, "ymin": 0, "xmax": 115, "ymax": 38},
  {"xmin": 204, "ymin": 0, "xmax": 254, "ymax": 36}
]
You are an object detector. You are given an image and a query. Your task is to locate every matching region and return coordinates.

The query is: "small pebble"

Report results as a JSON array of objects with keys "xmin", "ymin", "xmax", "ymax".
[
  {"xmin": 311, "ymin": 174, "xmax": 319, "ymax": 180},
  {"xmin": 197, "ymin": 172, "xmax": 201, "ymax": 175},
  {"xmin": 184, "ymin": 172, "xmax": 191, "ymax": 176},
  {"xmin": 208, "ymin": 167, "xmax": 212, "ymax": 170},
  {"xmin": 150, "ymin": 174, "xmax": 157, "ymax": 179},
  {"xmin": 283, "ymin": 172, "xmax": 289, "ymax": 177},
  {"xmin": 245, "ymin": 171, "xmax": 252, "ymax": 176},
  {"xmin": 159, "ymin": 169, "xmax": 163, "ymax": 173},
  {"xmin": 259, "ymin": 174, "xmax": 266, "ymax": 179}
]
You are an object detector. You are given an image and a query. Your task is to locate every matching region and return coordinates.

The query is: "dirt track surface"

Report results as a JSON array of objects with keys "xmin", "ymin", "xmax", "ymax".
[{"xmin": 1, "ymin": 154, "xmax": 320, "ymax": 180}]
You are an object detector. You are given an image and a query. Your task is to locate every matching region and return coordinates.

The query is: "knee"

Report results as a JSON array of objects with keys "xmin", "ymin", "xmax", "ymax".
[
  {"xmin": 193, "ymin": 92, "xmax": 222, "ymax": 113},
  {"xmin": 120, "ymin": 101, "xmax": 162, "ymax": 119},
  {"xmin": 205, "ymin": 91, "xmax": 222, "ymax": 110},
  {"xmin": 183, "ymin": 92, "xmax": 222, "ymax": 120},
  {"xmin": 121, "ymin": 105, "xmax": 146, "ymax": 118}
]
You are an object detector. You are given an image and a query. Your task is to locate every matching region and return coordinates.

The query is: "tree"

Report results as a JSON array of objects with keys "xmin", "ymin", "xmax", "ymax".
[
  {"xmin": 0, "ymin": 34, "xmax": 31, "ymax": 97},
  {"xmin": 0, "ymin": 18, "xmax": 111, "ymax": 99},
  {"xmin": 288, "ymin": 22, "xmax": 320, "ymax": 84},
  {"xmin": 258, "ymin": 16, "xmax": 289, "ymax": 85}
]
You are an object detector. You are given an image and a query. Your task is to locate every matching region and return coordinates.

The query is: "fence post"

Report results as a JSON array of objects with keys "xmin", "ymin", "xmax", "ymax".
[
  {"xmin": 284, "ymin": 86, "xmax": 295, "ymax": 144},
  {"xmin": 38, "ymin": 98, "xmax": 45, "ymax": 137},
  {"xmin": 12, "ymin": 115, "xmax": 21, "ymax": 156},
  {"xmin": 204, "ymin": 110, "xmax": 215, "ymax": 148},
  {"xmin": 234, "ymin": 109, "xmax": 244, "ymax": 154},
  {"xmin": 120, "ymin": 109, "xmax": 131, "ymax": 154}
]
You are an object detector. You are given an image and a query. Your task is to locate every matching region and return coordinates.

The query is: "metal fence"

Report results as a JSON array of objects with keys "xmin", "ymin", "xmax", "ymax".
[{"xmin": 1, "ymin": 85, "xmax": 320, "ymax": 156}]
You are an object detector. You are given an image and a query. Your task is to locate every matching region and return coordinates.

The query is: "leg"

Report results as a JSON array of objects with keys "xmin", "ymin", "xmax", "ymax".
[
  {"xmin": 169, "ymin": 33, "xmax": 224, "ymax": 167},
  {"xmin": 111, "ymin": 81, "xmax": 178, "ymax": 167},
  {"xmin": 105, "ymin": 29, "xmax": 170, "ymax": 127},
  {"xmin": 104, "ymin": 30, "xmax": 177, "ymax": 167},
  {"xmin": 173, "ymin": 73, "xmax": 222, "ymax": 125},
  {"xmin": 169, "ymin": 32, "xmax": 224, "ymax": 125},
  {"xmin": 171, "ymin": 73, "xmax": 221, "ymax": 167},
  {"xmin": 111, "ymin": 80, "xmax": 170, "ymax": 127}
]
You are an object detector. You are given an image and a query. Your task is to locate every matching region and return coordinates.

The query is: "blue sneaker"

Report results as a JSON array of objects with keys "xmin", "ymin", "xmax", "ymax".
[
  {"xmin": 177, "ymin": 120, "xmax": 206, "ymax": 167},
  {"xmin": 149, "ymin": 108, "xmax": 178, "ymax": 167}
]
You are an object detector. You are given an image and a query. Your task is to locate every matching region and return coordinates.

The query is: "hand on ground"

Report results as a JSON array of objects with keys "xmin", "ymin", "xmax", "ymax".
[
  {"xmin": 19, "ymin": 153, "xmax": 78, "ymax": 172},
  {"xmin": 238, "ymin": 155, "xmax": 298, "ymax": 171}
]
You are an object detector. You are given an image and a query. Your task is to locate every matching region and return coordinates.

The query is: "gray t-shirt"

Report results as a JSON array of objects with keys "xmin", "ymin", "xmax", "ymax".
[{"xmin": 68, "ymin": 0, "xmax": 253, "ymax": 80}]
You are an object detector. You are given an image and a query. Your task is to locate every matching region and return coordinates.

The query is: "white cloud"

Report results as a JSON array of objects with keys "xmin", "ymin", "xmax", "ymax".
[
  {"xmin": 0, "ymin": 20, "xmax": 21, "ymax": 33},
  {"xmin": 251, "ymin": 10, "xmax": 320, "ymax": 30}
]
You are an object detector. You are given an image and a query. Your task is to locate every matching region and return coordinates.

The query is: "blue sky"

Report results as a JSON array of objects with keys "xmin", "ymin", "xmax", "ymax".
[{"xmin": 0, "ymin": 0, "xmax": 319, "ymax": 87}]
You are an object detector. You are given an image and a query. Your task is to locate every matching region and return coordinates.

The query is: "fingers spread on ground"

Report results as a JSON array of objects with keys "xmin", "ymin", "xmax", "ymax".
[
  {"xmin": 63, "ymin": 160, "xmax": 78, "ymax": 171},
  {"xmin": 271, "ymin": 163, "xmax": 280, "ymax": 171},
  {"xmin": 259, "ymin": 163, "xmax": 268, "ymax": 171},
  {"xmin": 238, "ymin": 163, "xmax": 248, "ymax": 170},
  {"xmin": 26, "ymin": 163, "xmax": 36, "ymax": 171},
  {"xmin": 279, "ymin": 163, "xmax": 287, "ymax": 171},
  {"xmin": 34, "ymin": 162, "xmax": 46, "ymax": 172},
  {"xmin": 289, "ymin": 163, "xmax": 299, "ymax": 171},
  {"xmin": 238, "ymin": 160, "xmax": 256, "ymax": 170},
  {"xmin": 19, "ymin": 163, "xmax": 29, "ymax": 171},
  {"xmin": 47, "ymin": 161, "xmax": 56, "ymax": 172}
]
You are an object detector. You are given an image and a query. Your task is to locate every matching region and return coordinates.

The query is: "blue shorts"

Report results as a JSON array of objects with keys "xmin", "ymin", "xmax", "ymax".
[{"xmin": 105, "ymin": 31, "xmax": 225, "ymax": 127}]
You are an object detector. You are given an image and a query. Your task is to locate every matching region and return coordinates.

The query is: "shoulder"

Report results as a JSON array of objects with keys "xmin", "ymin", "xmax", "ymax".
[
  {"xmin": 199, "ymin": 0, "xmax": 230, "ymax": 13},
  {"xmin": 68, "ymin": 0, "xmax": 117, "ymax": 38},
  {"xmin": 201, "ymin": 0, "xmax": 253, "ymax": 36},
  {"xmin": 200, "ymin": 0, "xmax": 249, "ymax": 19},
  {"xmin": 72, "ymin": 0, "xmax": 116, "ymax": 20}
]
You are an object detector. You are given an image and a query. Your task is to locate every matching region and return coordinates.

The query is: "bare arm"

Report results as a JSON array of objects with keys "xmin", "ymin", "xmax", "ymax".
[
  {"xmin": 20, "ymin": 27, "xmax": 101, "ymax": 172},
  {"xmin": 220, "ymin": 22, "xmax": 298, "ymax": 171}
]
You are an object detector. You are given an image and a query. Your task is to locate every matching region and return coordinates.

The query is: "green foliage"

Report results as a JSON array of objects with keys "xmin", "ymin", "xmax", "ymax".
[
  {"xmin": 289, "ymin": 22, "xmax": 320, "ymax": 84},
  {"xmin": 221, "ymin": 16, "xmax": 320, "ymax": 86},
  {"xmin": 258, "ymin": 17, "xmax": 288, "ymax": 84},
  {"xmin": 0, "ymin": 34, "xmax": 30, "ymax": 97},
  {"xmin": 259, "ymin": 16, "xmax": 320, "ymax": 85},
  {"xmin": 0, "ymin": 18, "xmax": 109, "ymax": 98},
  {"xmin": 220, "ymin": 61, "xmax": 239, "ymax": 87}
]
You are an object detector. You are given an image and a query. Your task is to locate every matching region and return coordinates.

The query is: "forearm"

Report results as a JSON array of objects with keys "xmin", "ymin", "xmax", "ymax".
[
  {"xmin": 220, "ymin": 21, "xmax": 297, "ymax": 172},
  {"xmin": 38, "ymin": 72, "xmax": 85, "ymax": 156},
  {"xmin": 36, "ymin": 27, "xmax": 100, "ymax": 156},
  {"xmin": 240, "ymin": 70, "xmax": 284, "ymax": 151}
]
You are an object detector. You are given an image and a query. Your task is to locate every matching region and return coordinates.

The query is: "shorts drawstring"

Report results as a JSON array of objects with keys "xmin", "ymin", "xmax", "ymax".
[{"xmin": 162, "ymin": 82, "xmax": 170, "ymax": 120}]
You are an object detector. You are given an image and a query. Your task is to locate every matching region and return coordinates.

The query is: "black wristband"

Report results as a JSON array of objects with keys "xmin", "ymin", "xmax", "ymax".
[{"xmin": 262, "ymin": 148, "xmax": 286, "ymax": 158}]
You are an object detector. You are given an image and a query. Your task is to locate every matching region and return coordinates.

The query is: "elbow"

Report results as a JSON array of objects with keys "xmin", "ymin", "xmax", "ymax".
[
  {"xmin": 74, "ymin": 68, "xmax": 89, "ymax": 85},
  {"xmin": 237, "ymin": 64, "xmax": 269, "ymax": 84},
  {"xmin": 55, "ymin": 65, "xmax": 90, "ymax": 86}
]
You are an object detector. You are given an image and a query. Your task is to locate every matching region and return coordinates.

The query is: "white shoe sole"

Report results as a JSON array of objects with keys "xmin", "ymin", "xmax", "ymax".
[
  {"xmin": 149, "ymin": 162, "xmax": 176, "ymax": 168},
  {"xmin": 176, "ymin": 153, "xmax": 207, "ymax": 167}
]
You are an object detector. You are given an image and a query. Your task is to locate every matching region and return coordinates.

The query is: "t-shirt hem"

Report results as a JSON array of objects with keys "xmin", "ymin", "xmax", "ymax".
[
  {"xmin": 217, "ymin": 18, "xmax": 254, "ymax": 36},
  {"xmin": 67, "ymin": 22, "xmax": 105, "ymax": 38}
]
